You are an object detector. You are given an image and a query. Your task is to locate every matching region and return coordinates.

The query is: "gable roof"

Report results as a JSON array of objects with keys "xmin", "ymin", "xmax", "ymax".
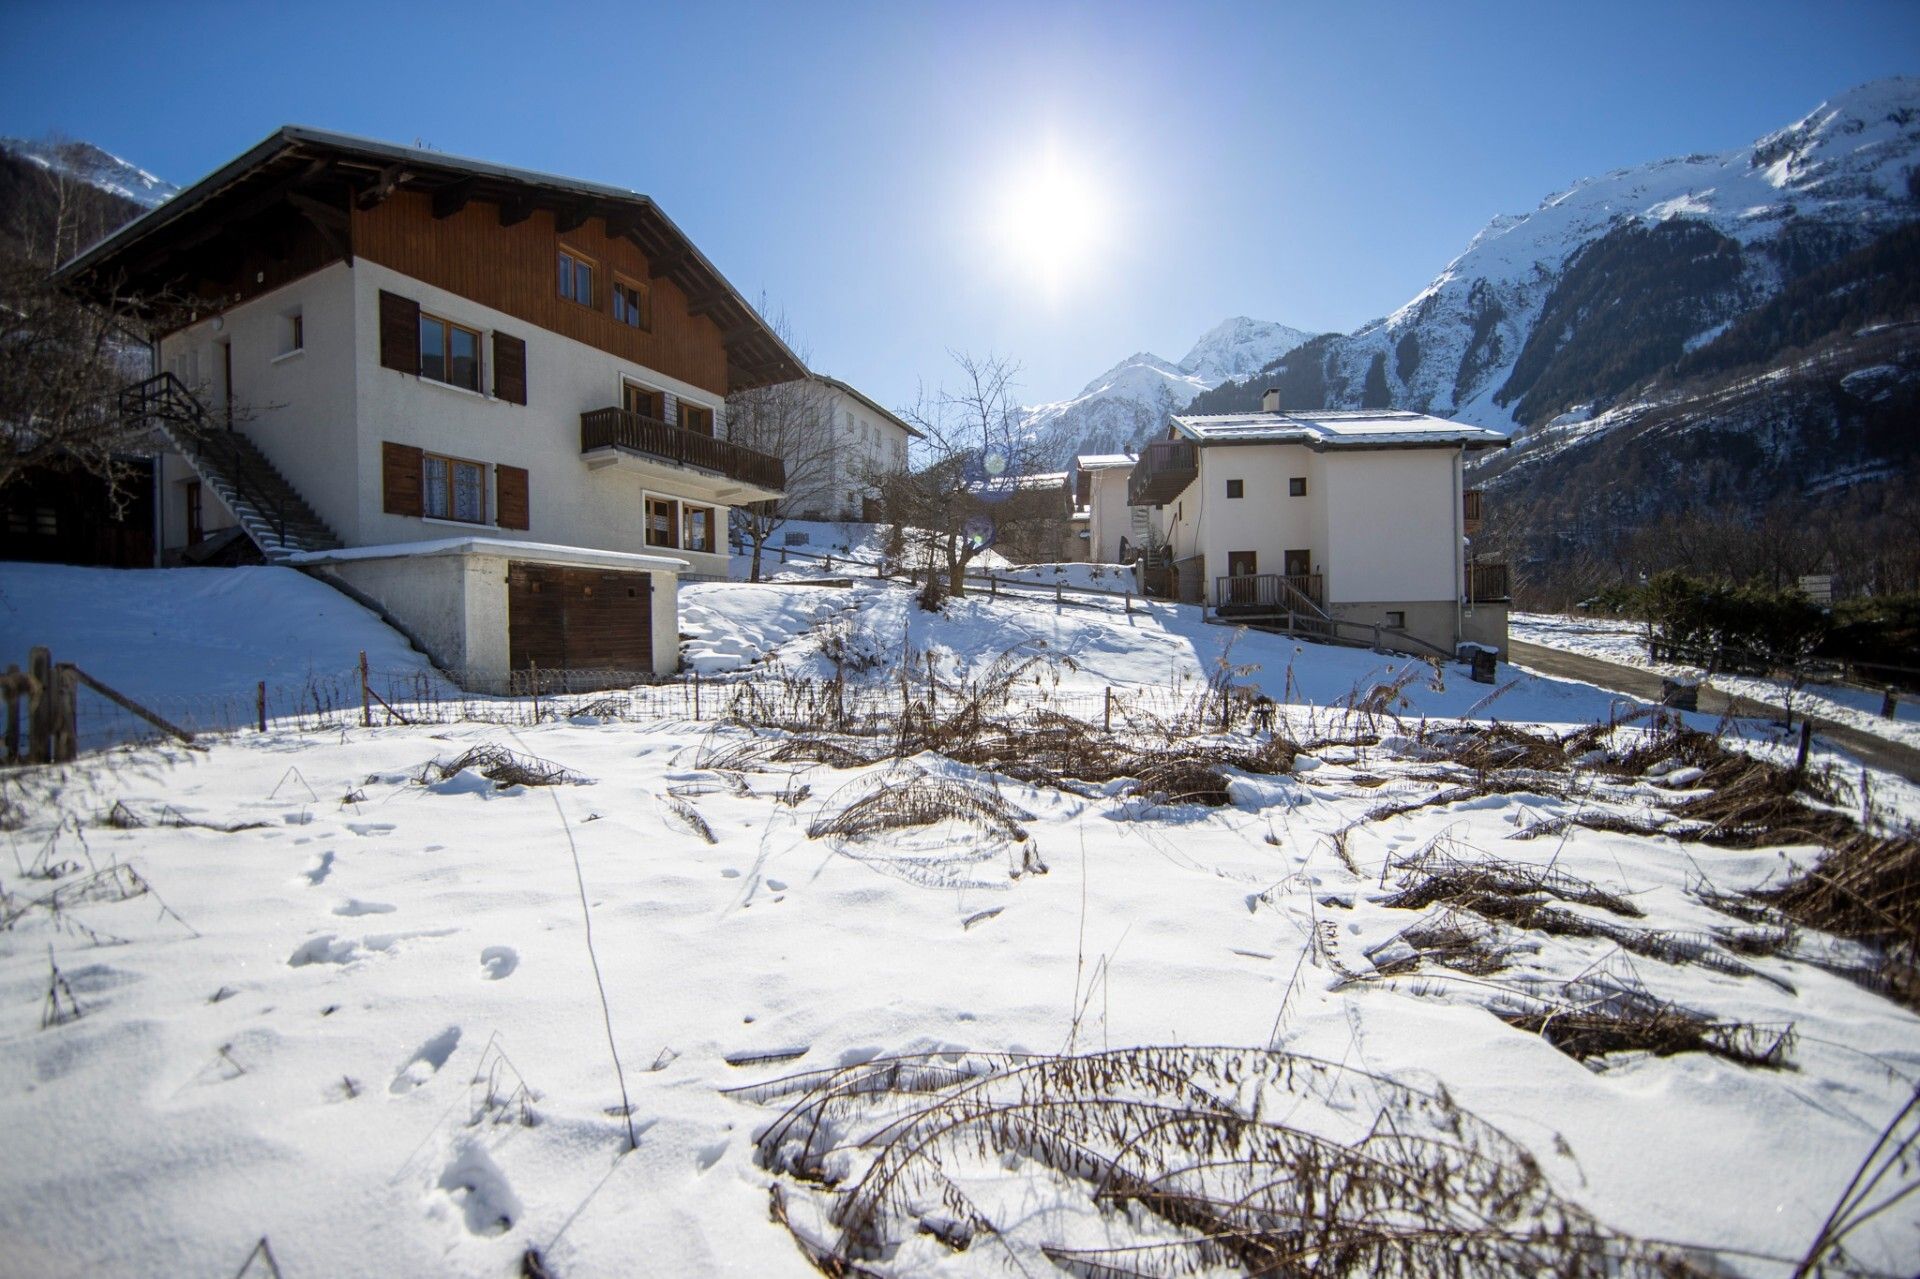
[
  {"xmin": 1073, "ymin": 453, "xmax": 1138, "ymax": 470},
  {"xmin": 813, "ymin": 375, "xmax": 922, "ymax": 439},
  {"xmin": 53, "ymin": 125, "xmax": 807, "ymax": 391},
  {"xmin": 1170, "ymin": 408, "xmax": 1509, "ymax": 451}
]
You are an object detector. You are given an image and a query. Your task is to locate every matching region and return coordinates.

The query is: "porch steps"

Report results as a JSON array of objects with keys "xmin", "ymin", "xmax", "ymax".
[{"xmin": 119, "ymin": 373, "xmax": 342, "ymax": 562}]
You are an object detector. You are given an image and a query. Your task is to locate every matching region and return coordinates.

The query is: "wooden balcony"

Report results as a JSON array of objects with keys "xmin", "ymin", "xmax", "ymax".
[
  {"xmin": 1468, "ymin": 560, "xmax": 1510, "ymax": 603},
  {"xmin": 1127, "ymin": 440, "xmax": 1197, "ymax": 506},
  {"xmin": 1215, "ymin": 573, "xmax": 1324, "ymax": 615},
  {"xmin": 1463, "ymin": 487, "xmax": 1484, "ymax": 535},
  {"xmin": 580, "ymin": 407, "xmax": 785, "ymax": 495}
]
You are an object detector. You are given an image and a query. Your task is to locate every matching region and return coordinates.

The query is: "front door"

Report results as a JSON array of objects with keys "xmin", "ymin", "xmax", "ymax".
[
  {"xmin": 185, "ymin": 481, "xmax": 203, "ymax": 546},
  {"xmin": 1284, "ymin": 548, "xmax": 1311, "ymax": 578},
  {"xmin": 1224, "ymin": 550, "xmax": 1258, "ymax": 605}
]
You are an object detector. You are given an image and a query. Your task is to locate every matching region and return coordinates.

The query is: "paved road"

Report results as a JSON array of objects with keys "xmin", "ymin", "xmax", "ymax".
[{"xmin": 1507, "ymin": 639, "xmax": 1920, "ymax": 784}]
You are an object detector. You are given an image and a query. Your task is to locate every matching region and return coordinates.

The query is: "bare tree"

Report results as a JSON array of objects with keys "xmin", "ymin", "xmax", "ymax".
[{"xmin": 883, "ymin": 350, "xmax": 1036, "ymax": 597}]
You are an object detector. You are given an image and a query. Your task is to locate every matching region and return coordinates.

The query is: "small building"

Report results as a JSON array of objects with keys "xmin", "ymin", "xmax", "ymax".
[
  {"xmin": 1128, "ymin": 394, "xmax": 1510, "ymax": 658},
  {"xmin": 1070, "ymin": 453, "xmax": 1138, "ymax": 564},
  {"xmin": 778, "ymin": 376, "xmax": 920, "ymax": 522},
  {"xmin": 55, "ymin": 127, "xmax": 807, "ymax": 689}
]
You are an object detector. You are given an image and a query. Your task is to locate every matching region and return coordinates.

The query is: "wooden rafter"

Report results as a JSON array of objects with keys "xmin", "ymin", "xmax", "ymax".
[
  {"xmin": 431, "ymin": 179, "xmax": 476, "ymax": 219},
  {"xmin": 354, "ymin": 163, "xmax": 412, "ymax": 210}
]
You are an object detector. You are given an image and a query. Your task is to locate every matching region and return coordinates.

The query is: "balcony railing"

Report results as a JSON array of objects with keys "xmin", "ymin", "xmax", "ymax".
[
  {"xmin": 1127, "ymin": 439, "xmax": 1198, "ymax": 506},
  {"xmin": 1468, "ymin": 560, "xmax": 1510, "ymax": 603},
  {"xmin": 1214, "ymin": 573, "xmax": 1325, "ymax": 614},
  {"xmin": 580, "ymin": 407, "xmax": 786, "ymax": 493},
  {"xmin": 1463, "ymin": 488, "xmax": 1484, "ymax": 535}
]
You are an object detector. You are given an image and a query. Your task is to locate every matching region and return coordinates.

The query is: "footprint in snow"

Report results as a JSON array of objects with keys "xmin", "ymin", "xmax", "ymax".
[
  {"xmin": 333, "ymin": 899, "xmax": 396, "ymax": 917},
  {"xmin": 302, "ymin": 851, "xmax": 335, "ymax": 886},
  {"xmin": 766, "ymin": 878, "xmax": 788, "ymax": 891},
  {"xmin": 390, "ymin": 1026, "xmax": 461, "ymax": 1095},
  {"xmin": 437, "ymin": 1140, "xmax": 521, "ymax": 1235},
  {"xmin": 479, "ymin": 946, "xmax": 518, "ymax": 980}
]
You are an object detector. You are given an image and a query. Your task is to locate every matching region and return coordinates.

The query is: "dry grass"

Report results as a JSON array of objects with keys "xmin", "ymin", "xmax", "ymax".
[
  {"xmin": 426, "ymin": 744, "xmax": 587, "ymax": 788},
  {"xmin": 1496, "ymin": 973, "xmax": 1795, "ymax": 1070},
  {"xmin": 731, "ymin": 1046, "xmax": 1708, "ymax": 1278}
]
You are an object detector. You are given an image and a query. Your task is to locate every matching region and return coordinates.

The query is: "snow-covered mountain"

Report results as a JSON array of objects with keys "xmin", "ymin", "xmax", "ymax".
[
  {"xmin": 1022, "ymin": 316, "xmax": 1315, "ymax": 462},
  {"xmin": 0, "ymin": 136, "xmax": 176, "ymax": 209},
  {"xmin": 1193, "ymin": 76, "xmax": 1920, "ymax": 435}
]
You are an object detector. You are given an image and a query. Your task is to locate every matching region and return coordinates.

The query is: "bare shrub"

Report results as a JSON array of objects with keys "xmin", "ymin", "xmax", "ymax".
[
  {"xmin": 1496, "ymin": 973, "xmax": 1794, "ymax": 1069},
  {"xmin": 731, "ymin": 1046, "xmax": 1708, "ymax": 1277},
  {"xmin": 426, "ymin": 744, "xmax": 586, "ymax": 788}
]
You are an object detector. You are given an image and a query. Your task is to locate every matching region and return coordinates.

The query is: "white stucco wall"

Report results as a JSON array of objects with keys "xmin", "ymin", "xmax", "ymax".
[
  {"xmin": 784, "ymin": 382, "xmax": 912, "ymax": 520},
  {"xmin": 156, "ymin": 264, "xmax": 361, "ymax": 549},
  {"xmin": 1317, "ymin": 449, "xmax": 1459, "ymax": 604},
  {"xmin": 1084, "ymin": 468, "xmax": 1135, "ymax": 563},
  {"xmin": 350, "ymin": 260, "xmax": 731, "ymax": 574},
  {"xmin": 1197, "ymin": 445, "xmax": 1324, "ymax": 584}
]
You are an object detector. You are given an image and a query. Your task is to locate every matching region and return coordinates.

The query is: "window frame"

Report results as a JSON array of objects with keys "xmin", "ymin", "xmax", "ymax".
[
  {"xmin": 611, "ymin": 274, "xmax": 652, "ymax": 331},
  {"xmin": 418, "ymin": 311, "xmax": 484, "ymax": 392},
  {"xmin": 422, "ymin": 450, "xmax": 490, "ymax": 525},
  {"xmin": 677, "ymin": 400, "xmax": 715, "ymax": 436},
  {"xmin": 1288, "ymin": 476, "xmax": 1307, "ymax": 497},
  {"xmin": 622, "ymin": 376, "xmax": 665, "ymax": 421},
  {"xmin": 681, "ymin": 501, "xmax": 717, "ymax": 553},
  {"xmin": 557, "ymin": 246, "xmax": 597, "ymax": 309},
  {"xmin": 1225, "ymin": 478, "xmax": 1244, "ymax": 499},
  {"xmin": 644, "ymin": 494, "xmax": 680, "ymax": 549}
]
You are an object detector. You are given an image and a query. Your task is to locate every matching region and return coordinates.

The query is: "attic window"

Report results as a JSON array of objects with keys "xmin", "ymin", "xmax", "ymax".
[
  {"xmin": 613, "ymin": 277, "xmax": 650, "ymax": 330},
  {"xmin": 1289, "ymin": 476, "xmax": 1307, "ymax": 497},
  {"xmin": 1226, "ymin": 479, "xmax": 1244, "ymax": 499},
  {"xmin": 557, "ymin": 249, "xmax": 595, "ymax": 307}
]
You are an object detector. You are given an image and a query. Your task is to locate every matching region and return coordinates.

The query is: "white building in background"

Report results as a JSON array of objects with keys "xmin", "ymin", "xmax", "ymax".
[
  {"xmin": 785, "ymin": 376, "xmax": 920, "ymax": 521},
  {"xmin": 1071, "ymin": 453, "xmax": 1138, "ymax": 564},
  {"xmin": 1128, "ymin": 395, "xmax": 1510, "ymax": 658}
]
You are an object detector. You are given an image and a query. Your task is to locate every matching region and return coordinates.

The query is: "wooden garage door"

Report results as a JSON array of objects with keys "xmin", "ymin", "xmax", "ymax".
[{"xmin": 507, "ymin": 561, "xmax": 653, "ymax": 689}]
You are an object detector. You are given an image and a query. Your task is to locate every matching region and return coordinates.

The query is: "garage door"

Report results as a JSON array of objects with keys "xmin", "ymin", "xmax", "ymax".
[{"xmin": 506, "ymin": 561, "xmax": 653, "ymax": 690}]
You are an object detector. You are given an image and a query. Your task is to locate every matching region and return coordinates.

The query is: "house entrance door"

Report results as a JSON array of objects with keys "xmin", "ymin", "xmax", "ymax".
[{"xmin": 1283, "ymin": 549, "xmax": 1311, "ymax": 578}]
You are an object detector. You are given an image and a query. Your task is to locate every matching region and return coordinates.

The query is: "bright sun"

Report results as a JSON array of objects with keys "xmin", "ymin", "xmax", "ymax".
[{"xmin": 995, "ymin": 147, "xmax": 1110, "ymax": 295}]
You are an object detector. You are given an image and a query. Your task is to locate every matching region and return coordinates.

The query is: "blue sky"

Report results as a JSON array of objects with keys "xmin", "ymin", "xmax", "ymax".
[{"xmin": 2, "ymin": 1, "xmax": 1914, "ymax": 410}]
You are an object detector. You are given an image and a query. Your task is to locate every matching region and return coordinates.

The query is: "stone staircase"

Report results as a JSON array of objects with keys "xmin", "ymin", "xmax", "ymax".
[{"xmin": 119, "ymin": 373, "xmax": 341, "ymax": 561}]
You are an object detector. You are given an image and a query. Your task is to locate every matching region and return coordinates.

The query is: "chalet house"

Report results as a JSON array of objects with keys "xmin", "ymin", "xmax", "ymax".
[
  {"xmin": 1070, "ymin": 453, "xmax": 1139, "ymax": 564},
  {"xmin": 1129, "ymin": 394, "xmax": 1511, "ymax": 658},
  {"xmin": 55, "ymin": 127, "xmax": 806, "ymax": 689},
  {"xmin": 777, "ymin": 376, "xmax": 920, "ymax": 521}
]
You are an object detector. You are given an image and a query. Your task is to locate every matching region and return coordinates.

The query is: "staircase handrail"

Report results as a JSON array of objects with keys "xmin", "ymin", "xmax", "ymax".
[{"xmin": 120, "ymin": 373, "xmax": 293, "ymax": 546}]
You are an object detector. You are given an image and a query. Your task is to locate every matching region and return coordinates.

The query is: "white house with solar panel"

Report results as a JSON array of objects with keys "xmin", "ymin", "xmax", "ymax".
[{"xmin": 1126, "ymin": 391, "xmax": 1511, "ymax": 658}]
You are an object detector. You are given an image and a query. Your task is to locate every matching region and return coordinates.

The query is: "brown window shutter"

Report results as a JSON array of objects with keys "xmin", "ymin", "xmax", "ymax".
[
  {"xmin": 495, "ymin": 464, "xmax": 529, "ymax": 530},
  {"xmin": 492, "ymin": 332, "xmax": 527, "ymax": 405},
  {"xmin": 382, "ymin": 441, "xmax": 424, "ymax": 516},
  {"xmin": 379, "ymin": 290, "xmax": 420, "ymax": 373}
]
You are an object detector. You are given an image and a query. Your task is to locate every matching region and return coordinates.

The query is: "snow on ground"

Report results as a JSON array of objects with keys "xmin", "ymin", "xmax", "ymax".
[
  {"xmin": 1514, "ymin": 611, "xmax": 1920, "ymax": 751},
  {"xmin": 2, "ymin": 677, "xmax": 1915, "ymax": 1274},
  {"xmin": 4, "ymin": 572, "xmax": 1917, "ymax": 1275},
  {"xmin": 0, "ymin": 564, "xmax": 440, "ymax": 745},
  {"xmin": 729, "ymin": 519, "xmax": 1017, "ymax": 583},
  {"xmin": 977, "ymin": 560, "xmax": 1134, "ymax": 592}
]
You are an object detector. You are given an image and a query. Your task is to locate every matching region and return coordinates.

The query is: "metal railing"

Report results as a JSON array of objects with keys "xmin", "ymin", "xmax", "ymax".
[
  {"xmin": 580, "ymin": 407, "xmax": 786, "ymax": 492},
  {"xmin": 119, "ymin": 372, "xmax": 299, "ymax": 547}
]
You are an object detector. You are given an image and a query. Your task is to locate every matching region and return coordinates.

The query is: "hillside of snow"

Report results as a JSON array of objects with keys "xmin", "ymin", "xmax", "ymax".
[
  {"xmin": 2, "ymin": 574, "xmax": 1915, "ymax": 1276},
  {"xmin": 1022, "ymin": 316, "xmax": 1315, "ymax": 462}
]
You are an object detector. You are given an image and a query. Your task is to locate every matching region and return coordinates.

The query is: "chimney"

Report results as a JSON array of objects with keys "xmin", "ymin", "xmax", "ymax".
[{"xmin": 1260, "ymin": 388, "xmax": 1281, "ymax": 413}]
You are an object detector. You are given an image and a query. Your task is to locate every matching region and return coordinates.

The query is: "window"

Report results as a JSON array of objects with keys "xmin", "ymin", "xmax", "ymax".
[
  {"xmin": 645, "ymin": 495, "xmax": 679, "ymax": 548},
  {"xmin": 558, "ymin": 249, "xmax": 594, "ymax": 306},
  {"xmin": 280, "ymin": 310, "xmax": 303, "ymax": 356},
  {"xmin": 612, "ymin": 277, "xmax": 650, "ymax": 329},
  {"xmin": 623, "ymin": 379, "xmax": 664, "ymax": 419},
  {"xmin": 1226, "ymin": 478, "xmax": 1244, "ymax": 499},
  {"xmin": 419, "ymin": 313, "xmax": 481, "ymax": 391},
  {"xmin": 677, "ymin": 401, "xmax": 714, "ymax": 436},
  {"xmin": 1385, "ymin": 610, "xmax": 1406, "ymax": 629},
  {"xmin": 424, "ymin": 453, "xmax": 488, "ymax": 523},
  {"xmin": 1289, "ymin": 476, "xmax": 1307, "ymax": 497},
  {"xmin": 682, "ymin": 503, "xmax": 716, "ymax": 553}
]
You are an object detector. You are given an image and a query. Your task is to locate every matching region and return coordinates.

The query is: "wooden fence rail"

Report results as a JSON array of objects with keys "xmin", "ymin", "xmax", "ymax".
[{"xmin": 4, "ymin": 647, "xmax": 197, "ymax": 766}]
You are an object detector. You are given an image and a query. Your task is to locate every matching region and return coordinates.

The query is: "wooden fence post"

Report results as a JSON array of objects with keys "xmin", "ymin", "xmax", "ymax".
[
  {"xmin": 4, "ymin": 665, "xmax": 19, "ymax": 763},
  {"xmin": 693, "ymin": 670, "xmax": 701, "ymax": 720},
  {"xmin": 1794, "ymin": 719, "xmax": 1813, "ymax": 776},
  {"xmin": 52, "ymin": 665, "xmax": 78, "ymax": 763},
  {"xmin": 1882, "ymin": 687, "xmax": 1899, "ymax": 719},
  {"xmin": 1055, "ymin": 583, "xmax": 1063, "ymax": 607},
  {"xmin": 27, "ymin": 647, "xmax": 52, "ymax": 764},
  {"xmin": 256, "ymin": 681, "xmax": 267, "ymax": 733},
  {"xmin": 1104, "ymin": 686, "xmax": 1112, "ymax": 733},
  {"xmin": 359, "ymin": 650, "xmax": 372, "ymax": 729}
]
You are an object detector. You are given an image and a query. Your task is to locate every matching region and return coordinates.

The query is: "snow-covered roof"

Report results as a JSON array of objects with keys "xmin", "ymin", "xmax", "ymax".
[
  {"xmin": 1170, "ymin": 408, "xmax": 1509, "ymax": 451},
  {"xmin": 288, "ymin": 537, "xmax": 688, "ymax": 573},
  {"xmin": 1073, "ymin": 453, "xmax": 1138, "ymax": 470}
]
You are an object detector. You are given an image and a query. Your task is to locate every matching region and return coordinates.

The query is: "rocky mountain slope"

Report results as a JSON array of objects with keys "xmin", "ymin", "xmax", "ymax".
[
  {"xmin": 1022, "ymin": 315, "xmax": 1315, "ymax": 463},
  {"xmin": 1191, "ymin": 77, "xmax": 1920, "ymax": 434},
  {"xmin": 0, "ymin": 136, "xmax": 176, "ymax": 210},
  {"xmin": 0, "ymin": 136, "xmax": 166, "ymax": 267}
]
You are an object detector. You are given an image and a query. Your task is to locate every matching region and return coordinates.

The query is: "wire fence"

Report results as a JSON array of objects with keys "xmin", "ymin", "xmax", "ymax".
[{"xmin": 60, "ymin": 659, "xmax": 1246, "ymax": 759}]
